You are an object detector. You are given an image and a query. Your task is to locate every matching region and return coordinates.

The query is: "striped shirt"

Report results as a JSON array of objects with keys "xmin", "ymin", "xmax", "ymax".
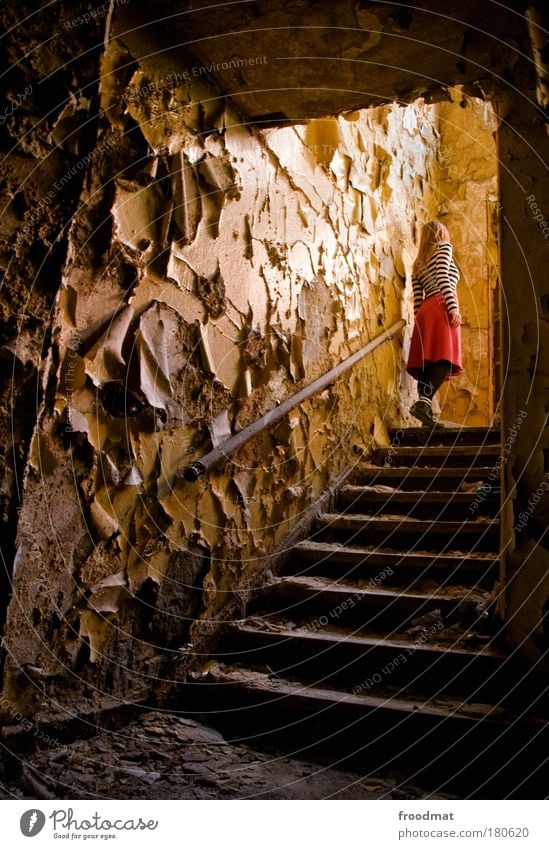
[{"xmin": 412, "ymin": 242, "xmax": 460, "ymax": 314}]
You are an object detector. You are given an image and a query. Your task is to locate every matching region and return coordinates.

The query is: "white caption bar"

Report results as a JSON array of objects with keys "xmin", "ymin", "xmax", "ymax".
[{"xmin": 2, "ymin": 799, "xmax": 547, "ymax": 848}]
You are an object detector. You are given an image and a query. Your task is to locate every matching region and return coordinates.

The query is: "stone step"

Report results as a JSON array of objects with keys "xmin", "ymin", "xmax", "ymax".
[
  {"xmin": 371, "ymin": 444, "xmax": 500, "ymax": 468},
  {"xmin": 338, "ymin": 485, "xmax": 499, "ymax": 519},
  {"xmin": 387, "ymin": 426, "xmax": 500, "ymax": 447},
  {"xmin": 350, "ymin": 465, "xmax": 497, "ymax": 491},
  {"xmin": 284, "ymin": 541, "xmax": 498, "ymax": 588},
  {"xmin": 219, "ymin": 621, "xmax": 509, "ymax": 699},
  {"xmin": 249, "ymin": 575, "xmax": 489, "ymax": 631},
  {"xmin": 315, "ymin": 512, "xmax": 500, "ymax": 552},
  {"xmin": 184, "ymin": 665, "xmax": 545, "ymax": 793}
]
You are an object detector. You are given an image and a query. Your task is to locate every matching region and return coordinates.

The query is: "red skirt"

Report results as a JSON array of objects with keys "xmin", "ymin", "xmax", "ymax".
[{"xmin": 406, "ymin": 293, "xmax": 462, "ymax": 380}]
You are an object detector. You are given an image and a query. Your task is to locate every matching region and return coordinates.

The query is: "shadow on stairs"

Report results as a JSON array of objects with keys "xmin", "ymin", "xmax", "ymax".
[{"xmin": 179, "ymin": 425, "xmax": 549, "ymax": 799}]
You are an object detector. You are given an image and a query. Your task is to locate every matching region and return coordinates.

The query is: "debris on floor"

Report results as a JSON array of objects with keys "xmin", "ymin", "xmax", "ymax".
[{"xmin": 0, "ymin": 711, "xmax": 456, "ymax": 801}]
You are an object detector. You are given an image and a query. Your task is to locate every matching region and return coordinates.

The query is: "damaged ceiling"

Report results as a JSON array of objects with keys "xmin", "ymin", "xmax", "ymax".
[{"xmin": 111, "ymin": 0, "xmax": 530, "ymax": 120}]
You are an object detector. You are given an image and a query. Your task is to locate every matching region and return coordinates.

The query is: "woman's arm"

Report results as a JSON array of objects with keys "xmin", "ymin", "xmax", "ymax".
[
  {"xmin": 412, "ymin": 275, "xmax": 423, "ymax": 315},
  {"xmin": 434, "ymin": 243, "xmax": 459, "ymax": 314}
]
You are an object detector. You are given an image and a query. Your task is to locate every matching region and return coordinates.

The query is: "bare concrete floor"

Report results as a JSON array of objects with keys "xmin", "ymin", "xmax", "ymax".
[{"xmin": 0, "ymin": 711, "xmax": 456, "ymax": 801}]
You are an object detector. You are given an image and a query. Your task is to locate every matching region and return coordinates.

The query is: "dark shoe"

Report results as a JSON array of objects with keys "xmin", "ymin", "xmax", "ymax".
[{"xmin": 410, "ymin": 400, "xmax": 445, "ymax": 429}]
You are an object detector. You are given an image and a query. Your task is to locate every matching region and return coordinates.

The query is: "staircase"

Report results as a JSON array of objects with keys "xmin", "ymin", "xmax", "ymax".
[{"xmin": 186, "ymin": 426, "xmax": 548, "ymax": 796}]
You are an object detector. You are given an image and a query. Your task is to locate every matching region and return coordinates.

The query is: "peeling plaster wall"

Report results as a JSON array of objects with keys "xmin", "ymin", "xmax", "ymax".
[
  {"xmin": 0, "ymin": 3, "xmax": 105, "ymax": 641},
  {"xmin": 434, "ymin": 91, "xmax": 499, "ymax": 426},
  {"xmin": 1, "ymin": 2, "xmax": 545, "ymax": 715},
  {"xmin": 2, "ymin": 45, "xmax": 448, "ymax": 710}
]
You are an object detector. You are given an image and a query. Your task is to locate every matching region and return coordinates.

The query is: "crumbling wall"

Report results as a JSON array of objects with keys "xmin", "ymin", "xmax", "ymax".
[
  {"xmin": 0, "ymin": 3, "xmax": 105, "ymax": 642},
  {"xmin": 2, "ymin": 1, "xmax": 544, "ymax": 717},
  {"xmin": 434, "ymin": 90, "xmax": 499, "ymax": 426},
  {"xmin": 2, "ymin": 40, "xmax": 445, "ymax": 711}
]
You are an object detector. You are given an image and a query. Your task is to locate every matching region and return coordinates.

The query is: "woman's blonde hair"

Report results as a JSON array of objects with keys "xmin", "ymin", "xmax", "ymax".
[{"xmin": 413, "ymin": 220, "xmax": 451, "ymax": 276}]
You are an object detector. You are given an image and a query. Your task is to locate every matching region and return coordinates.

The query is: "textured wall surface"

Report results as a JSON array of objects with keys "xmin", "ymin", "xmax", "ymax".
[
  {"xmin": 497, "ymin": 70, "xmax": 549, "ymax": 663},
  {"xmin": 434, "ymin": 90, "xmax": 499, "ymax": 425},
  {"xmin": 1, "ymin": 41, "xmax": 454, "ymax": 710},
  {"xmin": 1, "ymin": 0, "xmax": 546, "ymax": 717},
  {"xmin": 141, "ymin": 0, "xmax": 526, "ymax": 121},
  {"xmin": 0, "ymin": 3, "xmax": 105, "ymax": 644}
]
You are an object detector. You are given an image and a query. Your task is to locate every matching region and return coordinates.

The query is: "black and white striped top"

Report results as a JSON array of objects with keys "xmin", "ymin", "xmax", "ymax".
[{"xmin": 412, "ymin": 242, "xmax": 460, "ymax": 314}]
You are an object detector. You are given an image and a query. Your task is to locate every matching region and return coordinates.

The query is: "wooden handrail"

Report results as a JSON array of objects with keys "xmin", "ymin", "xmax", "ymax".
[{"xmin": 178, "ymin": 318, "xmax": 405, "ymax": 482}]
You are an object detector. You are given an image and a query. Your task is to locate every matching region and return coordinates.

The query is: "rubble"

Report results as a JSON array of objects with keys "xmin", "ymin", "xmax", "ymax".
[{"xmin": 0, "ymin": 711, "xmax": 456, "ymax": 801}]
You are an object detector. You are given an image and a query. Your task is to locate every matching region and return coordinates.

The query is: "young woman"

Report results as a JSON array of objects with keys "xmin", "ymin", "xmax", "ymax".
[{"xmin": 406, "ymin": 220, "xmax": 463, "ymax": 428}]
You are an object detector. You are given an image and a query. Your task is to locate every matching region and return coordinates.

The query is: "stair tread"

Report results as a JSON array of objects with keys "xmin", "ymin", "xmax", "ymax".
[
  {"xmin": 233, "ymin": 621, "xmax": 507, "ymax": 659},
  {"xmin": 206, "ymin": 665, "xmax": 540, "ymax": 727},
  {"xmin": 268, "ymin": 575, "xmax": 487, "ymax": 602},
  {"xmin": 319, "ymin": 512, "xmax": 499, "ymax": 530},
  {"xmin": 387, "ymin": 426, "xmax": 500, "ymax": 443},
  {"xmin": 341, "ymin": 486, "xmax": 497, "ymax": 501},
  {"xmin": 294, "ymin": 540, "xmax": 498, "ymax": 563},
  {"xmin": 375, "ymin": 446, "xmax": 499, "ymax": 456},
  {"xmin": 355, "ymin": 465, "xmax": 496, "ymax": 475},
  {"xmin": 388, "ymin": 422, "xmax": 499, "ymax": 436}
]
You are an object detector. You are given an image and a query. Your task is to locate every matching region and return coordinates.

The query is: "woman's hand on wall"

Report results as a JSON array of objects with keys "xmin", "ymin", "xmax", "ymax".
[{"xmin": 448, "ymin": 309, "xmax": 462, "ymax": 327}]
